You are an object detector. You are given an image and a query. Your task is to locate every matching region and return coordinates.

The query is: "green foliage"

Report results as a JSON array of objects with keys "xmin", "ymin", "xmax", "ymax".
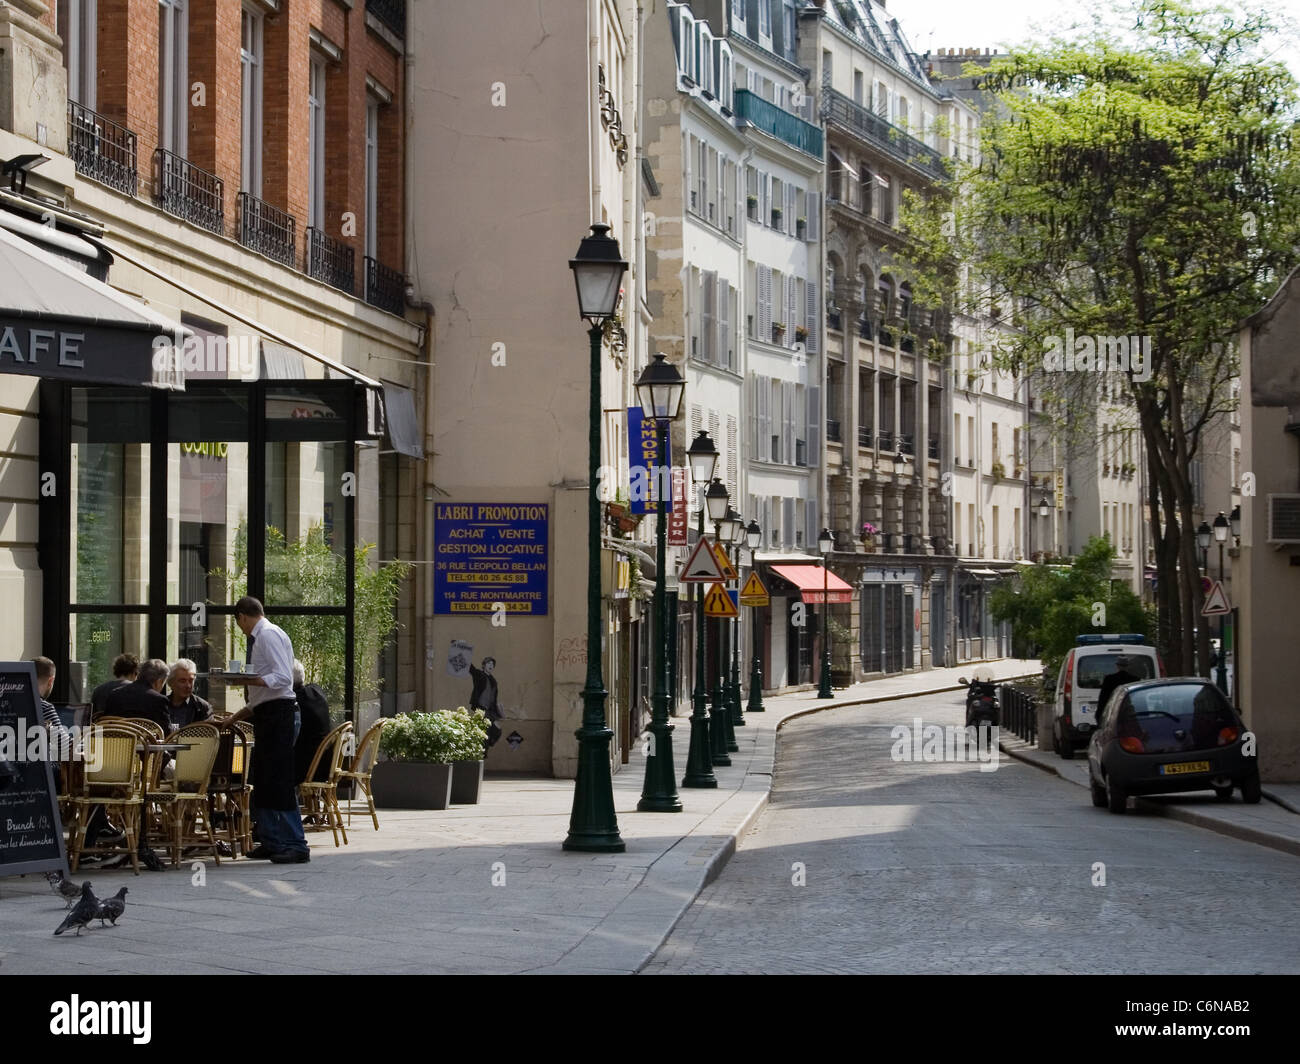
[
  {"xmin": 379, "ymin": 708, "xmax": 488, "ymax": 763},
  {"xmin": 825, "ymin": 616, "xmax": 855, "ymax": 669},
  {"xmin": 990, "ymin": 536, "xmax": 1151, "ymax": 680},
  {"xmin": 212, "ymin": 520, "xmax": 410, "ymax": 709}
]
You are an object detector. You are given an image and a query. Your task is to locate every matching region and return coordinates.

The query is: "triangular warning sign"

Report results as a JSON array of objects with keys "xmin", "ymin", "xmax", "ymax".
[
  {"xmin": 703, "ymin": 582, "xmax": 739, "ymax": 617},
  {"xmin": 739, "ymin": 571, "xmax": 769, "ymax": 606},
  {"xmin": 1202, "ymin": 579, "xmax": 1232, "ymax": 616},
  {"xmin": 679, "ymin": 537, "xmax": 726, "ymax": 583},
  {"xmin": 712, "ymin": 540, "xmax": 738, "ymax": 581}
]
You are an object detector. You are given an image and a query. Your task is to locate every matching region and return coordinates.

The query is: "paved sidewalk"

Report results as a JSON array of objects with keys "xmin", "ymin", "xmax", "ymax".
[
  {"xmin": 1001, "ymin": 736, "xmax": 1300, "ymax": 858},
  {"xmin": 0, "ymin": 658, "xmax": 1038, "ymax": 976}
]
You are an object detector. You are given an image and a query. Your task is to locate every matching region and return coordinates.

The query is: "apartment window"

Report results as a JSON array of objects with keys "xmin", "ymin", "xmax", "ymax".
[
  {"xmin": 953, "ymin": 507, "xmax": 961, "ymax": 556},
  {"xmin": 823, "ymin": 50, "xmax": 832, "ymax": 86},
  {"xmin": 364, "ymin": 97, "xmax": 379, "ymax": 259},
  {"xmin": 991, "ymin": 422, "xmax": 999, "ymax": 466},
  {"xmin": 759, "ymin": 0, "xmax": 771, "ymax": 39},
  {"xmin": 157, "ymin": 0, "xmax": 188, "ymax": 155},
  {"xmin": 967, "ymin": 418, "xmax": 974, "ymax": 466},
  {"xmin": 1014, "ymin": 508, "xmax": 1021, "ymax": 558},
  {"xmin": 953, "ymin": 413, "xmax": 961, "ymax": 464},
  {"xmin": 967, "ymin": 503, "xmax": 975, "ymax": 556},
  {"xmin": 240, "ymin": 6, "xmax": 263, "ymax": 196},
  {"xmin": 782, "ymin": 0, "xmax": 796, "ymax": 61},
  {"xmin": 853, "ymin": 70, "xmax": 864, "ymax": 105},
  {"xmin": 308, "ymin": 56, "xmax": 326, "ymax": 229},
  {"xmin": 732, "ymin": 0, "xmax": 745, "ymax": 20},
  {"xmin": 992, "ymin": 506, "xmax": 1000, "ymax": 559},
  {"xmin": 60, "ymin": 0, "xmax": 97, "ymax": 109}
]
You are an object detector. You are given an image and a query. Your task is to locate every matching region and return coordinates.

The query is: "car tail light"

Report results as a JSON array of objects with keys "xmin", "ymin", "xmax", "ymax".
[
  {"xmin": 1156, "ymin": 652, "xmax": 1166, "ymax": 677},
  {"xmin": 1218, "ymin": 726, "xmax": 1239, "ymax": 746},
  {"xmin": 1063, "ymin": 652, "xmax": 1073, "ymax": 720},
  {"xmin": 1119, "ymin": 736, "xmax": 1145, "ymax": 754}
]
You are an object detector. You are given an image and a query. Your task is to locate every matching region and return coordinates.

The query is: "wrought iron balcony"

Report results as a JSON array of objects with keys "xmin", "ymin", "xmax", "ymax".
[
  {"xmin": 827, "ymin": 309, "xmax": 842, "ymax": 331},
  {"xmin": 878, "ymin": 326, "xmax": 894, "ymax": 347},
  {"xmin": 68, "ymin": 101, "xmax": 137, "ymax": 196},
  {"xmin": 928, "ymin": 435, "xmax": 940, "ymax": 460},
  {"xmin": 238, "ymin": 192, "xmax": 296, "ymax": 268},
  {"xmin": 365, "ymin": 255, "xmax": 406, "ymax": 316},
  {"xmin": 153, "ymin": 148, "xmax": 223, "ymax": 235},
  {"xmin": 822, "ymin": 88, "xmax": 946, "ymax": 180},
  {"xmin": 858, "ymin": 425, "xmax": 873, "ymax": 448},
  {"xmin": 365, "ymin": 0, "xmax": 405, "ymax": 39},
  {"xmin": 877, "ymin": 431, "xmax": 894, "ymax": 451},
  {"xmin": 898, "ymin": 433, "xmax": 915, "ymax": 456},
  {"xmin": 734, "ymin": 89, "xmax": 823, "ymax": 158},
  {"xmin": 307, "ymin": 227, "xmax": 355, "ymax": 294},
  {"xmin": 826, "ymin": 419, "xmax": 841, "ymax": 443}
]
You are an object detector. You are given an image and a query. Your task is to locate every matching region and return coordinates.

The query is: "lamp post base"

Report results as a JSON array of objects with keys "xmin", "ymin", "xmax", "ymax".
[
  {"xmin": 637, "ymin": 719, "xmax": 682, "ymax": 811},
  {"xmin": 563, "ymin": 715, "xmax": 626, "ymax": 852},
  {"xmin": 682, "ymin": 702, "xmax": 717, "ymax": 787},
  {"xmin": 747, "ymin": 657, "xmax": 765, "ymax": 711},
  {"xmin": 709, "ymin": 704, "xmax": 732, "ymax": 766},
  {"xmin": 817, "ymin": 652, "xmax": 834, "ymax": 699}
]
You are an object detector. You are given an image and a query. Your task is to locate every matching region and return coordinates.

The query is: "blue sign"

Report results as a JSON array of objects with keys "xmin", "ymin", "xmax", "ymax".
[
  {"xmin": 728, "ymin": 589, "xmax": 738, "ymax": 610},
  {"xmin": 627, "ymin": 407, "xmax": 673, "ymax": 515},
  {"xmin": 434, "ymin": 503, "xmax": 548, "ymax": 615}
]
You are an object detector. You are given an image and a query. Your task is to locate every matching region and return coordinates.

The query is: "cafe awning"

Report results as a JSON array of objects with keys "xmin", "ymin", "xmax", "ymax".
[
  {"xmin": 769, "ymin": 563, "xmax": 854, "ymax": 604},
  {"xmin": 381, "ymin": 381, "xmax": 424, "ymax": 459},
  {"xmin": 0, "ymin": 224, "xmax": 187, "ymax": 389}
]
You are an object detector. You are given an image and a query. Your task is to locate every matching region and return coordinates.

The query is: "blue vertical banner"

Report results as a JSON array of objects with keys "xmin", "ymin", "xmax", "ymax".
[{"xmin": 627, "ymin": 406, "xmax": 673, "ymax": 515}]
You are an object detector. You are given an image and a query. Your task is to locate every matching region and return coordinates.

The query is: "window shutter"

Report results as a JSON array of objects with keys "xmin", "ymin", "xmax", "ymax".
[
  {"xmin": 805, "ymin": 280, "xmax": 818, "ymax": 354},
  {"xmin": 708, "ymin": 409, "xmax": 720, "ymax": 460},
  {"xmin": 701, "ymin": 270, "xmax": 716, "ymax": 362},
  {"xmin": 716, "ymin": 275, "xmax": 729, "ymax": 369},
  {"xmin": 685, "ymin": 133, "xmax": 694, "ymax": 213},
  {"xmin": 807, "ymin": 385, "xmax": 820, "ymax": 466},
  {"xmin": 749, "ymin": 375, "xmax": 759, "ymax": 455},
  {"xmin": 757, "ymin": 265, "xmax": 772, "ymax": 340},
  {"xmin": 758, "ymin": 170, "xmax": 767, "ymax": 221},
  {"xmin": 807, "ymin": 191, "xmax": 818, "ymax": 241},
  {"xmin": 764, "ymin": 497, "xmax": 773, "ymax": 548},
  {"xmin": 783, "ymin": 497, "xmax": 795, "ymax": 550},
  {"xmin": 805, "ymin": 499, "xmax": 817, "ymax": 549},
  {"xmin": 785, "ymin": 183, "xmax": 795, "ymax": 235},
  {"xmin": 784, "ymin": 380, "xmax": 795, "ymax": 465},
  {"xmin": 758, "ymin": 374, "xmax": 770, "ymax": 461},
  {"xmin": 786, "ymin": 275, "xmax": 797, "ymax": 346},
  {"xmin": 726, "ymin": 414, "xmax": 738, "ymax": 497}
]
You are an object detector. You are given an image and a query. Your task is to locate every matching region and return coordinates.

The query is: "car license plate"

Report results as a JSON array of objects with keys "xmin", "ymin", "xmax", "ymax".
[{"xmin": 1159, "ymin": 761, "xmax": 1211, "ymax": 775}]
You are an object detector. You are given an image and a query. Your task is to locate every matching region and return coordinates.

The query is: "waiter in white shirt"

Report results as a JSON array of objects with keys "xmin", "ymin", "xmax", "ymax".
[{"xmin": 219, "ymin": 596, "xmax": 311, "ymax": 864}]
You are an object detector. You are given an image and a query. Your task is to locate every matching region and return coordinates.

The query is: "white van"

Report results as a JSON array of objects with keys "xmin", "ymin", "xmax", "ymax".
[{"xmin": 1053, "ymin": 634, "xmax": 1163, "ymax": 758}]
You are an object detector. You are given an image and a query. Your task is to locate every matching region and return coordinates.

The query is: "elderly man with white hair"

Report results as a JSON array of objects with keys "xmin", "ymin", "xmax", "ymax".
[{"xmin": 167, "ymin": 658, "xmax": 213, "ymax": 729}]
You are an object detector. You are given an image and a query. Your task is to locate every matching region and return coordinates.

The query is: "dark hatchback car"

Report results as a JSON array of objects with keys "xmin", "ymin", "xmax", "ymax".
[{"xmin": 1087, "ymin": 678, "xmax": 1261, "ymax": 814}]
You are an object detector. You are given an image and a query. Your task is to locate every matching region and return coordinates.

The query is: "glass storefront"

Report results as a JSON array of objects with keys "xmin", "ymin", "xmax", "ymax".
[{"xmin": 46, "ymin": 379, "xmax": 369, "ymax": 719}]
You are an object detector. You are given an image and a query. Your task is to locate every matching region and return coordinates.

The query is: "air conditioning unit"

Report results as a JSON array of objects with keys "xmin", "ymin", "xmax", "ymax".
[{"xmin": 1267, "ymin": 494, "xmax": 1300, "ymax": 546}]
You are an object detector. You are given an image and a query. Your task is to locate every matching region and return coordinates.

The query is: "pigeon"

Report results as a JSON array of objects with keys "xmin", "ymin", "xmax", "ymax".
[
  {"xmin": 97, "ymin": 887, "xmax": 128, "ymax": 927},
  {"xmin": 50, "ymin": 871, "xmax": 83, "ymax": 909},
  {"xmin": 53, "ymin": 882, "xmax": 99, "ymax": 936}
]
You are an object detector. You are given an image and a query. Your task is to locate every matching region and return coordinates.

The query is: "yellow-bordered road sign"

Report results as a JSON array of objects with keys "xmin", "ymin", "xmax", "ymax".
[
  {"xmin": 703, "ymin": 582, "xmax": 739, "ymax": 617},
  {"xmin": 739, "ymin": 571, "xmax": 769, "ymax": 607},
  {"xmin": 679, "ymin": 537, "xmax": 726, "ymax": 582},
  {"xmin": 712, "ymin": 541, "xmax": 738, "ymax": 581}
]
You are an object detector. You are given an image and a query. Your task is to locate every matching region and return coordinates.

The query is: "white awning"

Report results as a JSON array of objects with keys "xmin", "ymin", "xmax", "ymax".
[{"xmin": 381, "ymin": 381, "xmax": 424, "ymax": 459}]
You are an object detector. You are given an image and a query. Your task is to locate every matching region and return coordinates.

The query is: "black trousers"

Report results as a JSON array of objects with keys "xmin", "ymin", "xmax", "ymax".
[{"xmin": 251, "ymin": 698, "xmax": 299, "ymax": 812}]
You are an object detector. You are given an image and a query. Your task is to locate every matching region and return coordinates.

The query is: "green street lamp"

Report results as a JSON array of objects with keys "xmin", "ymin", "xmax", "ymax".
[
  {"xmin": 708, "ymin": 482, "xmax": 737, "ymax": 766},
  {"xmin": 682, "ymin": 433, "xmax": 720, "ymax": 787},
  {"xmin": 817, "ymin": 527, "xmax": 835, "ymax": 699},
  {"xmin": 635, "ymin": 354, "xmax": 686, "ymax": 812},
  {"xmin": 728, "ymin": 513, "xmax": 746, "ymax": 729},
  {"xmin": 745, "ymin": 519, "xmax": 765, "ymax": 712},
  {"xmin": 716, "ymin": 505, "xmax": 742, "ymax": 753},
  {"xmin": 563, "ymin": 224, "xmax": 627, "ymax": 853},
  {"xmin": 1213, "ymin": 510, "xmax": 1229, "ymax": 695}
]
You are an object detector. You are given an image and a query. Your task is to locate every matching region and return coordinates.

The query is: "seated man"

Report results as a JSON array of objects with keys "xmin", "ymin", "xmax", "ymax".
[
  {"xmin": 167, "ymin": 658, "xmax": 212, "ymax": 729},
  {"xmin": 91, "ymin": 653, "xmax": 138, "ymax": 718},
  {"xmin": 293, "ymin": 660, "xmax": 332, "ymax": 786},
  {"xmin": 103, "ymin": 658, "xmax": 173, "ymax": 733}
]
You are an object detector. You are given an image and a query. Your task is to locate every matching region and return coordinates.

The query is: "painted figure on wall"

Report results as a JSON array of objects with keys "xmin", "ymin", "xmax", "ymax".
[{"xmin": 469, "ymin": 657, "xmax": 502, "ymax": 748}]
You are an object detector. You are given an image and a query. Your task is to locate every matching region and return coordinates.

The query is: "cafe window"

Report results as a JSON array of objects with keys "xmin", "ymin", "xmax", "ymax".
[{"xmin": 46, "ymin": 378, "xmax": 366, "ymax": 718}]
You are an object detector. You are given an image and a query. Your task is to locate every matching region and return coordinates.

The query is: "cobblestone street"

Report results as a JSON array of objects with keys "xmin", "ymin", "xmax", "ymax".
[{"xmin": 645, "ymin": 691, "xmax": 1300, "ymax": 974}]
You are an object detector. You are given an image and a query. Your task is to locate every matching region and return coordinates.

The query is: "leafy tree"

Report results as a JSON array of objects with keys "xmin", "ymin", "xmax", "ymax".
[
  {"xmin": 902, "ymin": 0, "xmax": 1300, "ymax": 673},
  {"xmin": 991, "ymin": 536, "xmax": 1153, "ymax": 683}
]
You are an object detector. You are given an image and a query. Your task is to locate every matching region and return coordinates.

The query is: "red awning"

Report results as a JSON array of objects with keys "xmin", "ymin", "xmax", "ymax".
[{"xmin": 770, "ymin": 564, "xmax": 854, "ymax": 604}]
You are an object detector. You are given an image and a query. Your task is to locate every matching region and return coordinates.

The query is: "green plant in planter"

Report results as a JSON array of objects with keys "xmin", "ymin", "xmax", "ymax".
[
  {"xmin": 824, "ymin": 616, "xmax": 855, "ymax": 672},
  {"xmin": 628, "ymin": 556, "xmax": 651, "ymax": 601},
  {"xmin": 380, "ymin": 709, "xmax": 486, "ymax": 764}
]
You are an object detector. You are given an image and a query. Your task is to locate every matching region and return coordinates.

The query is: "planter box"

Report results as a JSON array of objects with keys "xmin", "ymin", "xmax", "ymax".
[
  {"xmin": 371, "ymin": 760, "xmax": 453, "ymax": 810},
  {"xmin": 450, "ymin": 759, "xmax": 485, "ymax": 804},
  {"xmin": 831, "ymin": 668, "xmax": 853, "ymax": 688}
]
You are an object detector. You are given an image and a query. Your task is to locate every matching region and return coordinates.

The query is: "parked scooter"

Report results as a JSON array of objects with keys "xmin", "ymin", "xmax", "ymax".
[{"xmin": 959, "ymin": 676, "xmax": 1000, "ymax": 730}]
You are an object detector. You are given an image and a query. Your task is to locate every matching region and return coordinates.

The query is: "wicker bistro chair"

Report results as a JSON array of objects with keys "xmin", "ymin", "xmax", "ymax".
[
  {"xmin": 66, "ymin": 726, "xmax": 146, "ymax": 875},
  {"xmin": 299, "ymin": 722, "xmax": 353, "ymax": 847},
  {"xmin": 147, "ymin": 723, "xmax": 223, "ymax": 867},
  {"xmin": 338, "ymin": 718, "xmax": 390, "ymax": 830},
  {"xmin": 208, "ymin": 726, "xmax": 255, "ymax": 856}
]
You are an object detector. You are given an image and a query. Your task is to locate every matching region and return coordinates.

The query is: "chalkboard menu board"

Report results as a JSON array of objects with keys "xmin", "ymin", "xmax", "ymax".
[{"xmin": 0, "ymin": 662, "xmax": 68, "ymax": 877}]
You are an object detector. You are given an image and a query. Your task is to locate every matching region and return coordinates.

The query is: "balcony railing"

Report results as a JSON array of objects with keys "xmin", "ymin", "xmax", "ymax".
[
  {"xmin": 928, "ymin": 435, "xmax": 940, "ymax": 460},
  {"xmin": 858, "ymin": 426, "xmax": 873, "ymax": 448},
  {"xmin": 238, "ymin": 192, "xmax": 296, "ymax": 268},
  {"xmin": 877, "ymin": 431, "xmax": 894, "ymax": 451},
  {"xmin": 68, "ymin": 101, "xmax": 137, "ymax": 196},
  {"xmin": 152, "ymin": 148, "xmax": 223, "ymax": 235},
  {"xmin": 822, "ymin": 88, "xmax": 946, "ymax": 180},
  {"xmin": 734, "ymin": 89, "xmax": 823, "ymax": 158},
  {"xmin": 365, "ymin": 255, "xmax": 406, "ymax": 316},
  {"xmin": 827, "ymin": 309, "xmax": 842, "ymax": 331},
  {"xmin": 307, "ymin": 227, "xmax": 355, "ymax": 294},
  {"xmin": 826, "ymin": 419, "xmax": 842, "ymax": 443},
  {"xmin": 898, "ymin": 433, "xmax": 915, "ymax": 456},
  {"xmin": 365, "ymin": 0, "xmax": 405, "ymax": 39}
]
